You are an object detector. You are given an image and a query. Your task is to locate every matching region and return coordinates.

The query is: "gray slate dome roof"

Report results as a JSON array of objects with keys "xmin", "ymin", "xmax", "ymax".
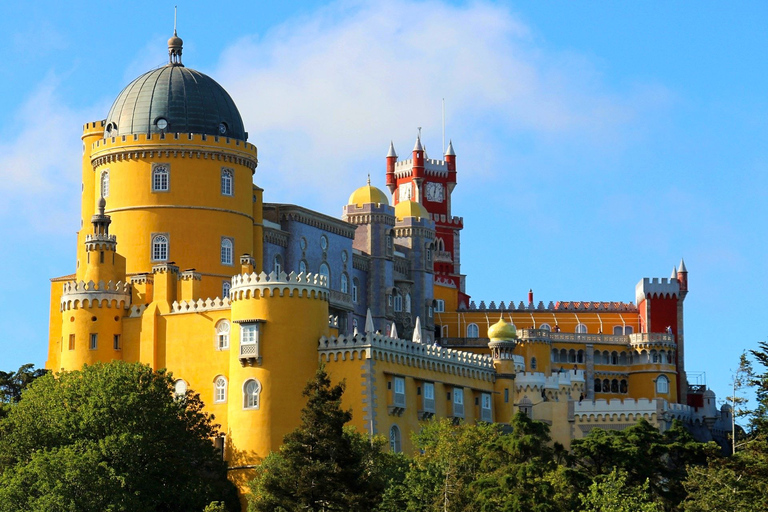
[{"xmin": 104, "ymin": 64, "xmax": 246, "ymax": 140}]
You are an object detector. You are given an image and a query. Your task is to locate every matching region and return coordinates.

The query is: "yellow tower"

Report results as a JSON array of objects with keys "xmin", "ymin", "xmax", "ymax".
[{"xmin": 488, "ymin": 317, "xmax": 522, "ymax": 422}]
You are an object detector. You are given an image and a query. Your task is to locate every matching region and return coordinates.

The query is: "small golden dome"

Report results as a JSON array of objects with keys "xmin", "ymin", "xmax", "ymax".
[
  {"xmin": 348, "ymin": 179, "xmax": 389, "ymax": 207},
  {"xmin": 488, "ymin": 317, "xmax": 517, "ymax": 341},
  {"xmin": 394, "ymin": 200, "xmax": 429, "ymax": 221}
]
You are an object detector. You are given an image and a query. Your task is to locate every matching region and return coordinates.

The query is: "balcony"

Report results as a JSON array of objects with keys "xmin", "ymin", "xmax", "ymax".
[
  {"xmin": 329, "ymin": 290, "xmax": 353, "ymax": 311},
  {"xmin": 239, "ymin": 342, "xmax": 260, "ymax": 367}
]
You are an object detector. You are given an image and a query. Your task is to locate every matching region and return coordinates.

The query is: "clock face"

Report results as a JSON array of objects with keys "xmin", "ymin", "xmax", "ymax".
[
  {"xmin": 399, "ymin": 183, "xmax": 412, "ymax": 201},
  {"xmin": 425, "ymin": 182, "xmax": 444, "ymax": 203}
]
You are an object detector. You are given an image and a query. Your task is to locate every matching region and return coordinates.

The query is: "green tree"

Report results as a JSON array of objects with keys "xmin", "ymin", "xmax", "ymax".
[
  {"xmin": 579, "ymin": 468, "xmax": 663, "ymax": 512},
  {"xmin": 248, "ymin": 365, "xmax": 395, "ymax": 512},
  {"xmin": 0, "ymin": 361, "xmax": 238, "ymax": 512},
  {"xmin": 0, "ymin": 363, "xmax": 47, "ymax": 418}
]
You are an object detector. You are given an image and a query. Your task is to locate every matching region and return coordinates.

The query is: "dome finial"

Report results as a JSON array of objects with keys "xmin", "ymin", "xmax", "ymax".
[
  {"xmin": 168, "ymin": 7, "xmax": 183, "ymax": 66},
  {"xmin": 367, "ymin": 173, "xmax": 371, "ymax": 186}
]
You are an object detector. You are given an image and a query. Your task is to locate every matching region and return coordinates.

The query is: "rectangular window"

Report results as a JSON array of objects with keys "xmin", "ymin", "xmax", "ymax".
[
  {"xmin": 221, "ymin": 168, "xmax": 234, "ymax": 196},
  {"xmin": 481, "ymin": 392, "xmax": 492, "ymax": 422},
  {"xmin": 68, "ymin": 334, "xmax": 75, "ymax": 351},
  {"xmin": 453, "ymin": 387, "xmax": 464, "ymax": 418},
  {"xmin": 239, "ymin": 323, "xmax": 260, "ymax": 361},
  {"xmin": 113, "ymin": 334, "xmax": 121, "ymax": 350},
  {"xmin": 152, "ymin": 165, "xmax": 169, "ymax": 192},
  {"xmin": 89, "ymin": 333, "xmax": 98, "ymax": 350},
  {"xmin": 435, "ymin": 299, "xmax": 445, "ymax": 313},
  {"xmin": 504, "ymin": 388, "xmax": 509, "ymax": 403},
  {"xmin": 423, "ymin": 382, "xmax": 435, "ymax": 413},
  {"xmin": 393, "ymin": 377, "xmax": 405, "ymax": 408}
]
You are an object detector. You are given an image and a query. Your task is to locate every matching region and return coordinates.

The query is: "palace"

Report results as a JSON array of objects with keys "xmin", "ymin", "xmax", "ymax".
[{"xmin": 47, "ymin": 33, "xmax": 730, "ymax": 500}]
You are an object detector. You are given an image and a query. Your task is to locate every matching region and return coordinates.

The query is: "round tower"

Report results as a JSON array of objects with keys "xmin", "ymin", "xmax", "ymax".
[
  {"xmin": 225, "ymin": 267, "xmax": 330, "ymax": 480},
  {"xmin": 488, "ymin": 317, "xmax": 523, "ymax": 423}
]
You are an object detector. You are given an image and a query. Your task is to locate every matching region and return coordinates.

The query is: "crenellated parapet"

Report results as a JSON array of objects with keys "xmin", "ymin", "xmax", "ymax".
[
  {"xmin": 463, "ymin": 300, "xmax": 636, "ymax": 312},
  {"xmin": 628, "ymin": 332, "xmax": 676, "ymax": 349},
  {"xmin": 318, "ymin": 333, "xmax": 495, "ymax": 381},
  {"xmin": 636, "ymin": 277, "xmax": 680, "ymax": 303},
  {"xmin": 60, "ymin": 280, "xmax": 131, "ymax": 311},
  {"xmin": 84, "ymin": 233, "xmax": 117, "ymax": 251},
  {"xmin": 230, "ymin": 271, "xmax": 328, "ymax": 300},
  {"xmin": 171, "ymin": 297, "xmax": 231, "ymax": 314},
  {"xmin": 516, "ymin": 370, "xmax": 585, "ymax": 395}
]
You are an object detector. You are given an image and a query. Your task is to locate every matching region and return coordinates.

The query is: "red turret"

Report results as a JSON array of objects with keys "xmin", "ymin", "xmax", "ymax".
[
  {"xmin": 445, "ymin": 139, "xmax": 456, "ymax": 184},
  {"xmin": 412, "ymin": 135, "xmax": 424, "ymax": 180},
  {"xmin": 386, "ymin": 141, "xmax": 397, "ymax": 194},
  {"xmin": 677, "ymin": 258, "xmax": 688, "ymax": 297}
]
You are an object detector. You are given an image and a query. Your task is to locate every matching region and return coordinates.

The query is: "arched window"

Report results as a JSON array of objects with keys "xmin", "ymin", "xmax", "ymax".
[
  {"xmin": 620, "ymin": 379, "xmax": 628, "ymax": 394},
  {"xmin": 656, "ymin": 375, "xmax": 669, "ymax": 394},
  {"xmin": 569, "ymin": 349, "xmax": 576, "ymax": 363},
  {"xmin": 651, "ymin": 350, "xmax": 659, "ymax": 363},
  {"xmin": 660, "ymin": 351, "xmax": 667, "ymax": 364},
  {"xmin": 152, "ymin": 234, "xmax": 168, "ymax": 261},
  {"xmin": 531, "ymin": 357, "xmax": 537, "ymax": 370},
  {"xmin": 602, "ymin": 379, "xmax": 610, "ymax": 393},
  {"xmin": 221, "ymin": 238, "xmax": 233, "ymax": 265},
  {"xmin": 613, "ymin": 325, "xmax": 624, "ymax": 335},
  {"xmin": 624, "ymin": 326, "xmax": 633, "ymax": 334},
  {"xmin": 152, "ymin": 165, "xmax": 169, "ymax": 192},
  {"xmin": 216, "ymin": 320, "xmax": 230, "ymax": 350},
  {"xmin": 577, "ymin": 350, "xmax": 584, "ymax": 363},
  {"xmin": 467, "ymin": 323, "xmax": 479, "ymax": 338},
  {"xmin": 174, "ymin": 379, "xmax": 187, "ymax": 397},
  {"xmin": 602, "ymin": 351, "xmax": 610, "ymax": 365},
  {"xmin": 389, "ymin": 425, "xmax": 401, "ymax": 453},
  {"xmin": 341, "ymin": 273, "xmax": 349, "ymax": 294},
  {"xmin": 560, "ymin": 349, "xmax": 567, "ymax": 362},
  {"xmin": 436, "ymin": 238, "xmax": 445, "ymax": 252},
  {"xmin": 404, "ymin": 293, "xmax": 411, "ymax": 313},
  {"xmin": 539, "ymin": 323, "xmax": 551, "ymax": 332},
  {"xmin": 393, "ymin": 291, "xmax": 402, "ymax": 312},
  {"xmin": 243, "ymin": 379, "xmax": 261, "ymax": 409},
  {"xmin": 594, "ymin": 379, "xmax": 601, "ymax": 392},
  {"xmin": 611, "ymin": 351, "xmax": 619, "ymax": 365},
  {"xmin": 352, "ymin": 278, "xmax": 359, "ymax": 303},
  {"xmin": 319, "ymin": 262, "xmax": 330, "ymax": 282},
  {"xmin": 611, "ymin": 379, "xmax": 619, "ymax": 393},
  {"xmin": 214, "ymin": 376, "xmax": 227, "ymax": 403},
  {"xmin": 299, "ymin": 260, "xmax": 308, "ymax": 274},
  {"xmin": 221, "ymin": 168, "xmax": 233, "ymax": 196},
  {"xmin": 222, "ymin": 281, "xmax": 231, "ymax": 298},
  {"xmin": 619, "ymin": 352, "xmax": 627, "ymax": 365},
  {"xmin": 273, "ymin": 254, "xmax": 282, "ymax": 275},
  {"xmin": 101, "ymin": 170, "xmax": 109, "ymax": 198},
  {"xmin": 551, "ymin": 348, "xmax": 558, "ymax": 362},
  {"xmin": 575, "ymin": 323, "xmax": 588, "ymax": 334}
]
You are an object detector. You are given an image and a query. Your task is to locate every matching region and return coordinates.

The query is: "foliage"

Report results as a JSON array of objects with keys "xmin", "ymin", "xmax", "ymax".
[
  {"xmin": 579, "ymin": 468, "xmax": 663, "ymax": 512},
  {"xmin": 0, "ymin": 364, "xmax": 47, "ymax": 418},
  {"xmin": 0, "ymin": 361, "xmax": 239, "ymax": 512},
  {"xmin": 569, "ymin": 419, "xmax": 714, "ymax": 510},
  {"xmin": 204, "ymin": 502, "xmax": 230, "ymax": 512},
  {"xmin": 248, "ymin": 365, "xmax": 397, "ymax": 512}
]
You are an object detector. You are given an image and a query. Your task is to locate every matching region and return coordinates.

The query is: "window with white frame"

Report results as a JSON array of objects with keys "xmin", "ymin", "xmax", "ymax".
[
  {"xmin": 575, "ymin": 323, "xmax": 588, "ymax": 334},
  {"xmin": 656, "ymin": 375, "xmax": 669, "ymax": 394},
  {"xmin": 539, "ymin": 323, "xmax": 551, "ymax": 332},
  {"xmin": 174, "ymin": 379, "xmax": 187, "ymax": 397},
  {"xmin": 113, "ymin": 334, "xmax": 121, "ymax": 350},
  {"xmin": 404, "ymin": 293, "xmax": 411, "ymax": 313},
  {"xmin": 341, "ymin": 273, "xmax": 349, "ymax": 294},
  {"xmin": 393, "ymin": 292, "xmax": 402, "ymax": 312},
  {"xmin": 393, "ymin": 376, "xmax": 405, "ymax": 407},
  {"xmin": 221, "ymin": 238, "xmax": 234, "ymax": 265},
  {"xmin": 222, "ymin": 281, "xmax": 231, "ymax": 298},
  {"xmin": 453, "ymin": 387, "xmax": 464, "ymax": 417},
  {"xmin": 152, "ymin": 165, "xmax": 169, "ymax": 192},
  {"xmin": 435, "ymin": 299, "xmax": 445, "ymax": 313},
  {"xmin": 319, "ymin": 262, "xmax": 330, "ymax": 282},
  {"xmin": 243, "ymin": 379, "xmax": 261, "ymax": 409},
  {"xmin": 152, "ymin": 234, "xmax": 169, "ymax": 261},
  {"xmin": 352, "ymin": 278, "xmax": 359, "ymax": 303},
  {"xmin": 214, "ymin": 376, "xmax": 227, "ymax": 403},
  {"xmin": 299, "ymin": 260, "xmax": 307, "ymax": 274},
  {"xmin": 221, "ymin": 168, "xmax": 233, "ymax": 196},
  {"xmin": 101, "ymin": 170, "xmax": 109, "ymax": 198},
  {"xmin": 389, "ymin": 425, "xmax": 401, "ymax": 453},
  {"xmin": 216, "ymin": 320, "xmax": 230, "ymax": 350},
  {"xmin": 481, "ymin": 392, "xmax": 492, "ymax": 422},
  {"xmin": 89, "ymin": 333, "xmax": 98, "ymax": 350},
  {"xmin": 273, "ymin": 254, "xmax": 282, "ymax": 275},
  {"xmin": 423, "ymin": 382, "xmax": 435, "ymax": 412},
  {"xmin": 466, "ymin": 323, "xmax": 479, "ymax": 338}
]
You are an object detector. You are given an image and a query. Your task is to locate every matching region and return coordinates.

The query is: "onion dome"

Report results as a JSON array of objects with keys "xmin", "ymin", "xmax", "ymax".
[
  {"xmin": 394, "ymin": 200, "xmax": 429, "ymax": 221},
  {"xmin": 348, "ymin": 176, "xmax": 390, "ymax": 207},
  {"xmin": 103, "ymin": 32, "xmax": 246, "ymax": 140},
  {"xmin": 488, "ymin": 317, "xmax": 517, "ymax": 341}
]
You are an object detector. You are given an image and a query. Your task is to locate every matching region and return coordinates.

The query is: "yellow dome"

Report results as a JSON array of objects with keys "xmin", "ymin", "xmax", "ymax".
[
  {"xmin": 348, "ymin": 181, "xmax": 389, "ymax": 207},
  {"xmin": 394, "ymin": 200, "xmax": 429, "ymax": 221},
  {"xmin": 488, "ymin": 317, "xmax": 517, "ymax": 341}
]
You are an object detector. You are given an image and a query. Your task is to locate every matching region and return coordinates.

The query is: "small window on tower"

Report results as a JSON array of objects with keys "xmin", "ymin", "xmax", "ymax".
[
  {"xmin": 221, "ymin": 238, "xmax": 234, "ymax": 265},
  {"xmin": 101, "ymin": 170, "xmax": 109, "ymax": 198},
  {"xmin": 221, "ymin": 168, "xmax": 234, "ymax": 196},
  {"xmin": 152, "ymin": 165, "xmax": 169, "ymax": 192}
]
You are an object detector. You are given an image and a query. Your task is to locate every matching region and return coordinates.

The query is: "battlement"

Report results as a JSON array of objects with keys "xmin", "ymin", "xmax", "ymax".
[
  {"xmin": 393, "ymin": 158, "xmax": 449, "ymax": 177},
  {"xmin": 60, "ymin": 280, "xmax": 131, "ymax": 311},
  {"xmin": 516, "ymin": 370, "xmax": 585, "ymax": 392},
  {"xmin": 230, "ymin": 271, "xmax": 328, "ymax": 300},
  {"xmin": 636, "ymin": 277, "xmax": 680, "ymax": 303},
  {"xmin": 318, "ymin": 333, "xmax": 495, "ymax": 381},
  {"xmin": 627, "ymin": 332, "xmax": 675, "ymax": 347},
  {"xmin": 463, "ymin": 300, "xmax": 636, "ymax": 312},
  {"xmin": 170, "ymin": 297, "xmax": 231, "ymax": 314},
  {"xmin": 431, "ymin": 214, "xmax": 463, "ymax": 227}
]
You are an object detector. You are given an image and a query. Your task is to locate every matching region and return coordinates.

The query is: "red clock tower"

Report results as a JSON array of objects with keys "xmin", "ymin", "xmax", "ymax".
[{"xmin": 386, "ymin": 134, "xmax": 469, "ymax": 308}]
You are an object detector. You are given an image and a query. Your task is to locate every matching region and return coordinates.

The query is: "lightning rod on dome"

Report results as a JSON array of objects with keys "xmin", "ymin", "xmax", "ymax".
[
  {"xmin": 442, "ymin": 98, "xmax": 445, "ymax": 155},
  {"xmin": 174, "ymin": 6, "xmax": 178, "ymax": 34}
]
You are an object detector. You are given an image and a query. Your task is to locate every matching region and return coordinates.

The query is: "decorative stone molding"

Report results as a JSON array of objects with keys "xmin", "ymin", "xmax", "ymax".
[
  {"xmin": 264, "ymin": 204, "xmax": 356, "ymax": 239},
  {"xmin": 318, "ymin": 333, "xmax": 495, "ymax": 382},
  {"xmin": 60, "ymin": 280, "xmax": 131, "ymax": 311},
  {"xmin": 352, "ymin": 253, "xmax": 370, "ymax": 271},
  {"xmin": 171, "ymin": 297, "xmax": 231, "ymax": 314},
  {"xmin": 230, "ymin": 271, "xmax": 328, "ymax": 300},
  {"xmin": 465, "ymin": 300, "xmax": 637, "ymax": 312},
  {"xmin": 264, "ymin": 227, "xmax": 289, "ymax": 247},
  {"xmin": 85, "ymin": 233, "xmax": 117, "ymax": 251}
]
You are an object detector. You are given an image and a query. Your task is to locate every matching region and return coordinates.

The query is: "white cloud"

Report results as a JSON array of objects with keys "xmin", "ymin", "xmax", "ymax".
[{"xmin": 215, "ymin": 0, "xmax": 666, "ymax": 210}]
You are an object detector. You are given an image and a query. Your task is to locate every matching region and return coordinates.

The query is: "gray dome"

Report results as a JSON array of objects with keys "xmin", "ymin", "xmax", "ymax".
[{"xmin": 104, "ymin": 65, "xmax": 246, "ymax": 140}]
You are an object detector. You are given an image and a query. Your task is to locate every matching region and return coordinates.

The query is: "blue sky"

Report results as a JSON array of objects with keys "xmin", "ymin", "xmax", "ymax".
[{"xmin": 1, "ymin": 1, "xmax": 766, "ymax": 410}]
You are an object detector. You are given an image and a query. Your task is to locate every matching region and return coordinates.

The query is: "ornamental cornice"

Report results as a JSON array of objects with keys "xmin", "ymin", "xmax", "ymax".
[
  {"xmin": 264, "ymin": 227, "xmax": 289, "ymax": 248},
  {"xmin": 352, "ymin": 253, "xmax": 370, "ymax": 271},
  {"xmin": 92, "ymin": 145, "xmax": 257, "ymax": 172},
  {"xmin": 230, "ymin": 270, "xmax": 328, "ymax": 301},
  {"xmin": 392, "ymin": 226, "xmax": 436, "ymax": 239},
  {"xmin": 60, "ymin": 280, "xmax": 132, "ymax": 311},
  {"xmin": 343, "ymin": 212, "xmax": 396, "ymax": 226}
]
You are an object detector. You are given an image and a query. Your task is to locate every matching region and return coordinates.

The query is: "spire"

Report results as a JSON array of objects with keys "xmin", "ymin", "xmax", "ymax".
[
  {"xmin": 91, "ymin": 196, "xmax": 112, "ymax": 236},
  {"xmin": 387, "ymin": 141, "xmax": 397, "ymax": 158},
  {"xmin": 412, "ymin": 316, "xmax": 422, "ymax": 343},
  {"xmin": 413, "ymin": 128, "xmax": 423, "ymax": 151},
  {"xmin": 389, "ymin": 322, "xmax": 398, "ymax": 339},
  {"xmin": 367, "ymin": 173, "xmax": 371, "ymax": 186},
  {"xmin": 168, "ymin": 8, "xmax": 183, "ymax": 66},
  {"xmin": 678, "ymin": 258, "xmax": 687, "ymax": 273},
  {"xmin": 364, "ymin": 308, "xmax": 375, "ymax": 334},
  {"xmin": 445, "ymin": 139, "xmax": 455, "ymax": 156},
  {"xmin": 671, "ymin": 266, "xmax": 677, "ymax": 279}
]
